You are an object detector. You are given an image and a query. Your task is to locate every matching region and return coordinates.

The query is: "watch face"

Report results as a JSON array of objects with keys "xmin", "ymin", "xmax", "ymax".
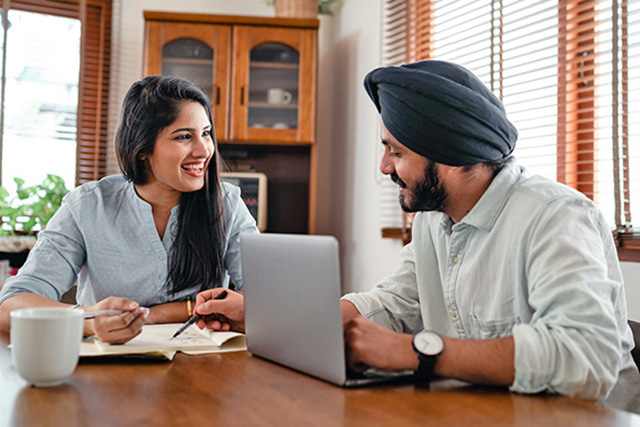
[{"xmin": 414, "ymin": 331, "xmax": 444, "ymax": 356}]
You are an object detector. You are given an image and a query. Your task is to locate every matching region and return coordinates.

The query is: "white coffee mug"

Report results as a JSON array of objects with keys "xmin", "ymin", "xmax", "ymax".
[
  {"xmin": 267, "ymin": 88, "xmax": 293, "ymax": 105},
  {"xmin": 10, "ymin": 307, "xmax": 84, "ymax": 387}
]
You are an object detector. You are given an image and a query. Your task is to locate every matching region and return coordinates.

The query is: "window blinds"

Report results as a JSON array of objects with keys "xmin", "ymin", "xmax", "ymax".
[
  {"xmin": 77, "ymin": 0, "xmax": 112, "ymax": 185},
  {"xmin": 379, "ymin": 0, "xmax": 410, "ymax": 230},
  {"xmin": 382, "ymin": 0, "xmax": 639, "ymax": 240}
]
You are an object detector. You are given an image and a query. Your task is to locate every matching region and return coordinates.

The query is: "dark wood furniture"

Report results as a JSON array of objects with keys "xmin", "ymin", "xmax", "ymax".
[
  {"xmin": 629, "ymin": 319, "xmax": 640, "ymax": 370},
  {"xmin": 1, "ymin": 331, "xmax": 638, "ymax": 426}
]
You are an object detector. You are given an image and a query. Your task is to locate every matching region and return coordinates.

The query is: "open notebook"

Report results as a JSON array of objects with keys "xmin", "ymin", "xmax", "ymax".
[{"xmin": 80, "ymin": 323, "xmax": 246, "ymax": 360}]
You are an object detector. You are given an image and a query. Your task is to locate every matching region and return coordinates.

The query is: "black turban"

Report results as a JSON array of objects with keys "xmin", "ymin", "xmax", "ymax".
[{"xmin": 364, "ymin": 60, "xmax": 518, "ymax": 166}]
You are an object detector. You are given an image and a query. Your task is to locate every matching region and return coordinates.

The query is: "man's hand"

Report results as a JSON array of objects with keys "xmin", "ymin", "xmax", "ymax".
[
  {"xmin": 341, "ymin": 300, "xmax": 360, "ymax": 327},
  {"xmin": 86, "ymin": 297, "xmax": 147, "ymax": 344},
  {"xmin": 344, "ymin": 314, "xmax": 418, "ymax": 373},
  {"xmin": 194, "ymin": 288, "xmax": 245, "ymax": 332}
]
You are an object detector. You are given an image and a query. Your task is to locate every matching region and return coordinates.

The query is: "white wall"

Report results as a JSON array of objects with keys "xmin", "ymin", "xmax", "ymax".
[
  {"xmin": 109, "ymin": 0, "xmax": 404, "ymax": 294},
  {"xmin": 315, "ymin": 0, "xmax": 402, "ymax": 293}
]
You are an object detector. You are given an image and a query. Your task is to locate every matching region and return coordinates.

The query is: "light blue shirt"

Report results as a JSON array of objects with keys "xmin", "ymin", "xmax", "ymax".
[
  {"xmin": 343, "ymin": 159, "xmax": 639, "ymax": 412},
  {"xmin": 0, "ymin": 175, "xmax": 259, "ymax": 307}
]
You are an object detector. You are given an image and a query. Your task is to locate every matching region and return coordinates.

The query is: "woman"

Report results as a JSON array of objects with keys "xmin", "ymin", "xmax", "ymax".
[{"xmin": 0, "ymin": 76, "xmax": 258, "ymax": 343}]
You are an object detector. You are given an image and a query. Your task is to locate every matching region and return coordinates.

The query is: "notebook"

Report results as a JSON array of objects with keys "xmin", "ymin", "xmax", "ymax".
[
  {"xmin": 240, "ymin": 233, "xmax": 413, "ymax": 387},
  {"xmin": 80, "ymin": 323, "xmax": 246, "ymax": 360}
]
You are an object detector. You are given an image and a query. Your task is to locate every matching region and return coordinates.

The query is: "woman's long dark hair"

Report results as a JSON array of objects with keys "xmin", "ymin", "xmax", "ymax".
[{"xmin": 115, "ymin": 75, "xmax": 226, "ymax": 294}]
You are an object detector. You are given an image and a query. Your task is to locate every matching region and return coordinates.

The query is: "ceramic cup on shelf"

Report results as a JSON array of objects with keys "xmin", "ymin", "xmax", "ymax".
[
  {"xmin": 267, "ymin": 88, "xmax": 292, "ymax": 105},
  {"xmin": 10, "ymin": 307, "xmax": 84, "ymax": 387},
  {"xmin": 272, "ymin": 122, "xmax": 290, "ymax": 129}
]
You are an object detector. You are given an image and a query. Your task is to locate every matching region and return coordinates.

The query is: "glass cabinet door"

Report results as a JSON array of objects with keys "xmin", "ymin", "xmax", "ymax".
[
  {"xmin": 144, "ymin": 22, "xmax": 231, "ymax": 140},
  {"xmin": 248, "ymin": 42, "xmax": 300, "ymax": 131},
  {"xmin": 162, "ymin": 38, "xmax": 213, "ymax": 96},
  {"xmin": 231, "ymin": 26, "xmax": 316, "ymax": 144}
]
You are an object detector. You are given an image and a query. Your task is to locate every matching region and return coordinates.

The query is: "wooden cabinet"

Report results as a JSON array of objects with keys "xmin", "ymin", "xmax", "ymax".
[
  {"xmin": 230, "ymin": 25, "xmax": 316, "ymax": 144},
  {"xmin": 143, "ymin": 12, "xmax": 318, "ymax": 233},
  {"xmin": 145, "ymin": 21, "xmax": 232, "ymax": 140}
]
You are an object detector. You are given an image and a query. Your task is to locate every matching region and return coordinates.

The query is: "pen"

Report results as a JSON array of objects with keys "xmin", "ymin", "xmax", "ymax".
[
  {"xmin": 171, "ymin": 290, "xmax": 228, "ymax": 340},
  {"xmin": 82, "ymin": 309, "xmax": 125, "ymax": 319},
  {"xmin": 80, "ymin": 307, "xmax": 149, "ymax": 319}
]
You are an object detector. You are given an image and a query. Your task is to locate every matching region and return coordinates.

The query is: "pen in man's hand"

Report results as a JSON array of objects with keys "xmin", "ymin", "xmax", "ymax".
[{"xmin": 170, "ymin": 290, "xmax": 228, "ymax": 340}]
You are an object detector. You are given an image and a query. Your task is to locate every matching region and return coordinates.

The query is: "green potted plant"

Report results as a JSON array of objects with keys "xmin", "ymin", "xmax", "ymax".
[{"xmin": 0, "ymin": 174, "xmax": 69, "ymax": 258}]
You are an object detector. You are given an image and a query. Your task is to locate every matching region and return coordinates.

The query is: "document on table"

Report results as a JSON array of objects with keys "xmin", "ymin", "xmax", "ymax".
[{"xmin": 80, "ymin": 323, "xmax": 246, "ymax": 360}]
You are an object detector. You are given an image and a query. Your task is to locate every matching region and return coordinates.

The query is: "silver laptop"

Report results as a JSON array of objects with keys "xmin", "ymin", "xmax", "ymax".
[{"xmin": 240, "ymin": 233, "xmax": 412, "ymax": 387}]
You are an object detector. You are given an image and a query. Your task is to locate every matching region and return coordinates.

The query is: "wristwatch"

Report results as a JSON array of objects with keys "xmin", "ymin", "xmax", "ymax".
[{"xmin": 412, "ymin": 330, "xmax": 444, "ymax": 383}]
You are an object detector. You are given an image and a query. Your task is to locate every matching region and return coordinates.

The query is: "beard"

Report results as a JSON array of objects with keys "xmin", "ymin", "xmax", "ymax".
[{"xmin": 391, "ymin": 161, "xmax": 448, "ymax": 213}]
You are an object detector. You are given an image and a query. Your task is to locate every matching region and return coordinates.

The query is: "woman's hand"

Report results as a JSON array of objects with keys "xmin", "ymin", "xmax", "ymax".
[
  {"xmin": 194, "ymin": 288, "xmax": 245, "ymax": 333},
  {"xmin": 85, "ymin": 297, "xmax": 148, "ymax": 344}
]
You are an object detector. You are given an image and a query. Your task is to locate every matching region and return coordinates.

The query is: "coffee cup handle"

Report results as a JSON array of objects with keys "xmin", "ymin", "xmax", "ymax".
[{"xmin": 282, "ymin": 91, "xmax": 292, "ymax": 104}]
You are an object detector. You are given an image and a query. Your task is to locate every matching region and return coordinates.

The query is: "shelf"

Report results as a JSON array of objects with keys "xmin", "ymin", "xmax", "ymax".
[
  {"xmin": 616, "ymin": 229, "xmax": 640, "ymax": 261},
  {"xmin": 250, "ymin": 61, "xmax": 299, "ymax": 70},
  {"xmin": 249, "ymin": 102, "xmax": 298, "ymax": 109},
  {"xmin": 381, "ymin": 227, "xmax": 412, "ymax": 245},
  {"xmin": 162, "ymin": 57, "xmax": 212, "ymax": 65},
  {"xmin": 384, "ymin": 225, "xmax": 640, "ymax": 262},
  {"xmin": 249, "ymin": 126, "xmax": 297, "ymax": 131}
]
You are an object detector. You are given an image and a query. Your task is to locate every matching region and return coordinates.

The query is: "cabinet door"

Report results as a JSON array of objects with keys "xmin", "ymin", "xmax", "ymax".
[
  {"xmin": 144, "ymin": 22, "xmax": 231, "ymax": 141},
  {"xmin": 230, "ymin": 26, "xmax": 317, "ymax": 144}
]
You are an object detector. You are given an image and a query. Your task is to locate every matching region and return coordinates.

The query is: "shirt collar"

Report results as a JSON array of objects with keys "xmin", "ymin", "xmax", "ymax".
[
  {"xmin": 440, "ymin": 158, "xmax": 523, "ymax": 233},
  {"xmin": 130, "ymin": 181, "xmax": 180, "ymax": 216}
]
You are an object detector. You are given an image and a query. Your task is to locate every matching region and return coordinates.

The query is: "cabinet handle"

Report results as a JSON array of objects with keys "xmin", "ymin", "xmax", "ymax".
[
  {"xmin": 240, "ymin": 86, "xmax": 245, "ymax": 105},
  {"xmin": 216, "ymin": 86, "xmax": 221, "ymax": 106}
]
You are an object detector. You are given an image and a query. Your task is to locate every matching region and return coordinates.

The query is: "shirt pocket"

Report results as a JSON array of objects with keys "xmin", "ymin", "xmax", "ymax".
[{"xmin": 470, "ymin": 314, "xmax": 521, "ymax": 339}]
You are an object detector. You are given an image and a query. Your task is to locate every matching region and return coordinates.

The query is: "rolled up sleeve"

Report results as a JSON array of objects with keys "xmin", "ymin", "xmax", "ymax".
[
  {"xmin": 510, "ymin": 198, "xmax": 623, "ymax": 401},
  {"xmin": 342, "ymin": 242, "xmax": 422, "ymax": 333}
]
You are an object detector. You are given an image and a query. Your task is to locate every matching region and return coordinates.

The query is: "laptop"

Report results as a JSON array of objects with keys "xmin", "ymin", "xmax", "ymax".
[{"xmin": 240, "ymin": 233, "xmax": 413, "ymax": 387}]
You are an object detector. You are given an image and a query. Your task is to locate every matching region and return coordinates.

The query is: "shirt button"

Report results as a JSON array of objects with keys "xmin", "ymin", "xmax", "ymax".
[
  {"xmin": 451, "ymin": 256, "xmax": 458, "ymax": 264},
  {"xmin": 160, "ymin": 296, "xmax": 166, "ymax": 302},
  {"xmin": 450, "ymin": 310, "xmax": 457, "ymax": 318},
  {"xmin": 158, "ymin": 254, "xmax": 166, "ymax": 261},
  {"xmin": 159, "ymin": 274, "xmax": 166, "ymax": 280}
]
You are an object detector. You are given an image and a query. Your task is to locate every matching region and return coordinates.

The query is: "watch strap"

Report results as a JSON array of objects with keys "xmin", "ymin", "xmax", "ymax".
[
  {"xmin": 412, "ymin": 330, "xmax": 443, "ymax": 383},
  {"xmin": 413, "ymin": 351, "xmax": 438, "ymax": 383}
]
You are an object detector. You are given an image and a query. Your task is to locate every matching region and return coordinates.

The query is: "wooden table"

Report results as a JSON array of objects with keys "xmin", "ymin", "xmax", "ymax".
[{"xmin": 1, "ymin": 332, "xmax": 638, "ymax": 426}]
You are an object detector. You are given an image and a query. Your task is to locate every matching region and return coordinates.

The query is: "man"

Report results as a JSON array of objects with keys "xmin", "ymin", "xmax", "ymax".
[{"xmin": 340, "ymin": 60, "xmax": 639, "ymax": 412}]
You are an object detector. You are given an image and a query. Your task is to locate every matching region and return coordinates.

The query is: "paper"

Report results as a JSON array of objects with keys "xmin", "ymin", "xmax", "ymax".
[{"xmin": 79, "ymin": 324, "xmax": 246, "ymax": 359}]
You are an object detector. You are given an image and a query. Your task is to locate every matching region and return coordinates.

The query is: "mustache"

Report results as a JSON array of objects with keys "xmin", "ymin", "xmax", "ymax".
[{"xmin": 390, "ymin": 173, "xmax": 407, "ymax": 188}]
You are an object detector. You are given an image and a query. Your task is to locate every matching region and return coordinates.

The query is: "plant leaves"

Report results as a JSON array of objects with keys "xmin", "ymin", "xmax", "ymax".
[{"xmin": 0, "ymin": 175, "xmax": 69, "ymax": 235}]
